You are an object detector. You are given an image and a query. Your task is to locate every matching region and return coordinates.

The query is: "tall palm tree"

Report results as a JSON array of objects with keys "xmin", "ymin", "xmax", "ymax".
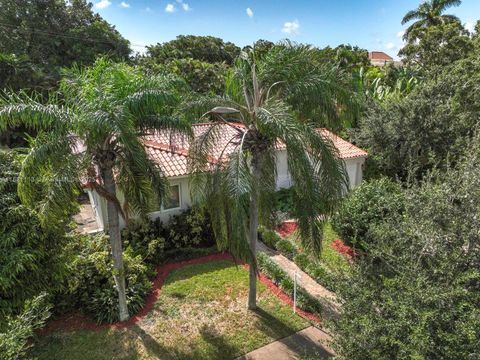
[
  {"xmin": 402, "ymin": 0, "xmax": 461, "ymax": 40},
  {"xmin": 0, "ymin": 58, "xmax": 191, "ymax": 321},
  {"xmin": 187, "ymin": 43, "xmax": 357, "ymax": 309}
]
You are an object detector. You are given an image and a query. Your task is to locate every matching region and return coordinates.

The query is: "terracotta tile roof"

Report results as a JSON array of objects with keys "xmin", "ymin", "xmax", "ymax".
[
  {"xmin": 143, "ymin": 123, "xmax": 367, "ymax": 178},
  {"xmin": 368, "ymin": 51, "xmax": 393, "ymax": 61}
]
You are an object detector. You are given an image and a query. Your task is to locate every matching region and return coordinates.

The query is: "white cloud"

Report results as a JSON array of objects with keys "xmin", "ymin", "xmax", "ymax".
[
  {"xmin": 120, "ymin": 1, "xmax": 130, "ymax": 8},
  {"xmin": 182, "ymin": 3, "xmax": 191, "ymax": 11},
  {"xmin": 94, "ymin": 0, "xmax": 111, "ymax": 9},
  {"xmin": 385, "ymin": 42, "xmax": 395, "ymax": 50},
  {"xmin": 165, "ymin": 3, "xmax": 176, "ymax": 12},
  {"xmin": 465, "ymin": 21, "xmax": 474, "ymax": 32},
  {"xmin": 145, "ymin": 6, "xmax": 152, "ymax": 12},
  {"xmin": 246, "ymin": 7, "xmax": 253, "ymax": 18},
  {"xmin": 397, "ymin": 30, "xmax": 405, "ymax": 38},
  {"xmin": 282, "ymin": 20, "xmax": 300, "ymax": 35}
]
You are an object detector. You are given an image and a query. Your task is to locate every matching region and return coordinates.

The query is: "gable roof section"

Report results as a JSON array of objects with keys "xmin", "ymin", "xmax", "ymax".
[
  {"xmin": 143, "ymin": 123, "xmax": 367, "ymax": 178},
  {"xmin": 368, "ymin": 51, "xmax": 393, "ymax": 61}
]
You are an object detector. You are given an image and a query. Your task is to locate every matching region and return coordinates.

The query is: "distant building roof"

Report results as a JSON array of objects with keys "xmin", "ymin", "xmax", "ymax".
[{"xmin": 368, "ymin": 51, "xmax": 393, "ymax": 61}]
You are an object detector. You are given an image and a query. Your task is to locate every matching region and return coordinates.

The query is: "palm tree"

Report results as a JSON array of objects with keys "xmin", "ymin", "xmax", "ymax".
[
  {"xmin": 0, "ymin": 58, "xmax": 191, "ymax": 321},
  {"xmin": 187, "ymin": 43, "xmax": 356, "ymax": 309},
  {"xmin": 402, "ymin": 0, "xmax": 462, "ymax": 40}
]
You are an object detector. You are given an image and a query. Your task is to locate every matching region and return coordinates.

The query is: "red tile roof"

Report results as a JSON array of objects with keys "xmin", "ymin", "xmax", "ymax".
[
  {"xmin": 368, "ymin": 51, "xmax": 393, "ymax": 61},
  {"xmin": 143, "ymin": 123, "xmax": 367, "ymax": 178}
]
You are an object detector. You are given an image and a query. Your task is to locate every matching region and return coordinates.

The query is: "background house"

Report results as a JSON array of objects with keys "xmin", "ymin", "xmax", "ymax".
[
  {"xmin": 368, "ymin": 51, "xmax": 394, "ymax": 66},
  {"xmin": 85, "ymin": 123, "xmax": 367, "ymax": 231}
]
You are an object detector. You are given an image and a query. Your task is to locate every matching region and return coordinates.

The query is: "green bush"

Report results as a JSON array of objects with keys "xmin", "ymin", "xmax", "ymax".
[
  {"xmin": 0, "ymin": 293, "xmax": 52, "ymax": 360},
  {"xmin": 275, "ymin": 239, "xmax": 297, "ymax": 259},
  {"xmin": 164, "ymin": 246, "xmax": 218, "ymax": 263},
  {"xmin": 274, "ymin": 187, "xmax": 295, "ymax": 215},
  {"xmin": 331, "ymin": 177, "xmax": 405, "ymax": 250},
  {"xmin": 121, "ymin": 207, "xmax": 215, "ymax": 259},
  {"xmin": 165, "ymin": 207, "xmax": 215, "ymax": 249},
  {"xmin": 64, "ymin": 234, "xmax": 152, "ymax": 324},
  {"xmin": 121, "ymin": 218, "xmax": 166, "ymax": 265},
  {"xmin": 258, "ymin": 225, "xmax": 282, "ymax": 249}
]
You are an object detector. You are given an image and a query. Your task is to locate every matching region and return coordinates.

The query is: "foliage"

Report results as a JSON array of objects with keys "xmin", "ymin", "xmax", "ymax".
[
  {"xmin": 257, "ymin": 252, "xmax": 322, "ymax": 316},
  {"xmin": 63, "ymin": 233, "xmax": 152, "ymax": 324},
  {"xmin": 144, "ymin": 35, "xmax": 240, "ymax": 65},
  {"xmin": 331, "ymin": 134, "xmax": 480, "ymax": 359},
  {"xmin": 401, "ymin": 0, "xmax": 462, "ymax": 41},
  {"xmin": 399, "ymin": 21, "xmax": 473, "ymax": 70},
  {"xmin": 275, "ymin": 239, "xmax": 297, "ymax": 260},
  {"xmin": 258, "ymin": 225, "xmax": 282, "ymax": 249},
  {"xmin": 273, "ymin": 187, "xmax": 295, "ymax": 216},
  {"xmin": 121, "ymin": 218, "xmax": 166, "ymax": 266},
  {"xmin": 0, "ymin": 150, "xmax": 70, "ymax": 319},
  {"xmin": 0, "ymin": 0, "xmax": 130, "ymax": 92},
  {"xmin": 332, "ymin": 178, "xmax": 405, "ymax": 250},
  {"xmin": 121, "ymin": 207, "xmax": 215, "ymax": 261},
  {"xmin": 357, "ymin": 54, "xmax": 480, "ymax": 180},
  {"xmin": 0, "ymin": 293, "xmax": 52, "ymax": 360}
]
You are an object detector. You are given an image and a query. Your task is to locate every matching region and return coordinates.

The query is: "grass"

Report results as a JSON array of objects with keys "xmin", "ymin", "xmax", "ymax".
[{"xmin": 32, "ymin": 260, "xmax": 310, "ymax": 360}]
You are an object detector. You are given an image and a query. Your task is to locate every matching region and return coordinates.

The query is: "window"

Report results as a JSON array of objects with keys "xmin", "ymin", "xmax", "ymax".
[{"xmin": 163, "ymin": 184, "xmax": 181, "ymax": 210}]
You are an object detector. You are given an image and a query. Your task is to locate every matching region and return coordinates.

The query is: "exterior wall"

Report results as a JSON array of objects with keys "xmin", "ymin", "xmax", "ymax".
[{"xmin": 90, "ymin": 153, "xmax": 366, "ymax": 230}]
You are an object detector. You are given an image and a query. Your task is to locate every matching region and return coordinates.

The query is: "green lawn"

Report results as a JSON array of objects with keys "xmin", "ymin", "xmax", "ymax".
[{"xmin": 32, "ymin": 260, "xmax": 310, "ymax": 360}]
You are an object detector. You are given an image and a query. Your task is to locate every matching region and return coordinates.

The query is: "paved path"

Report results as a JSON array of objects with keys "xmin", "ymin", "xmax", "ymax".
[
  {"xmin": 235, "ymin": 326, "xmax": 334, "ymax": 360},
  {"xmin": 258, "ymin": 241, "xmax": 340, "ymax": 322}
]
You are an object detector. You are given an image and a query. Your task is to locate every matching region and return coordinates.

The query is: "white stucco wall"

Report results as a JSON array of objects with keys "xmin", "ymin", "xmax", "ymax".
[{"xmin": 89, "ymin": 152, "xmax": 366, "ymax": 230}]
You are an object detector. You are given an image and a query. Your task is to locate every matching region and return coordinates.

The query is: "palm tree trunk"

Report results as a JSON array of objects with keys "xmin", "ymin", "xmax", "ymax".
[
  {"xmin": 247, "ymin": 153, "xmax": 260, "ymax": 310},
  {"xmin": 102, "ymin": 166, "xmax": 129, "ymax": 321}
]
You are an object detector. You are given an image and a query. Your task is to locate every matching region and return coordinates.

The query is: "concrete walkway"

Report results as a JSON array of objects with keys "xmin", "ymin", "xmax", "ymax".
[
  {"xmin": 236, "ymin": 326, "xmax": 334, "ymax": 360},
  {"xmin": 258, "ymin": 241, "xmax": 340, "ymax": 322}
]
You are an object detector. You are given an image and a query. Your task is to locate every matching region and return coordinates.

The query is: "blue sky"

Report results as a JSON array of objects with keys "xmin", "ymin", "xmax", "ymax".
[{"xmin": 93, "ymin": 0, "xmax": 480, "ymax": 58}]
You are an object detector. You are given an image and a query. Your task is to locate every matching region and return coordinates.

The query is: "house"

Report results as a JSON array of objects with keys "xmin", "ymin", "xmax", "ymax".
[
  {"xmin": 368, "ymin": 51, "xmax": 394, "ymax": 66},
  {"xmin": 85, "ymin": 123, "xmax": 367, "ymax": 231}
]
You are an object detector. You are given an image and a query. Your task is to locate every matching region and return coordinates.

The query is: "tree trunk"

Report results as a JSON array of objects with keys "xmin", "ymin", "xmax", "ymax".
[
  {"xmin": 247, "ymin": 153, "xmax": 260, "ymax": 310},
  {"xmin": 102, "ymin": 166, "xmax": 129, "ymax": 321}
]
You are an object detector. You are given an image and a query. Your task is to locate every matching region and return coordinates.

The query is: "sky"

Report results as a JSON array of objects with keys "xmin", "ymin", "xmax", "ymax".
[{"xmin": 92, "ymin": 0, "xmax": 480, "ymax": 58}]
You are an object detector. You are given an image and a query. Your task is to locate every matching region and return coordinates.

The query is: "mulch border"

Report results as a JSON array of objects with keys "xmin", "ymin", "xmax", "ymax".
[{"xmin": 41, "ymin": 252, "xmax": 320, "ymax": 334}]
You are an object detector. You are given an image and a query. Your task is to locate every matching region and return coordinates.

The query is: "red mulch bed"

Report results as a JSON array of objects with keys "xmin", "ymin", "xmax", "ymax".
[
  {"xmin": 41, "ymin": 252, "xmax": 319, "ymax": 334},
  {"xmin": 331, "ymin": 239, "xmax": 357, "ymax": 258},
  {"xmin": 276, "ymin": 221, "xmax": 298, "ymax": 238}
]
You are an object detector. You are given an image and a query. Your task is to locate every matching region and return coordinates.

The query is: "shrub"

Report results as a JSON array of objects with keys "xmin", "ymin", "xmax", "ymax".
[
  {"xmin": 258, "ymin": 225, "xmax": 282, "ymax": 249},
  {"xmin": 275, "ymin": 239, "xmax": 297, "ymax": 259},
  {"xmin": 0, "ymin": 293, "xmax": 52, "ymax": 360},
  {"xmin": 274, "ymin": 187, "xmax": 295, "ymax": 215},
  {"xmin": 165, "ymin": 207, "xmax": 215, "ymax": 249},
  {"xmin": 121, "ymin": 218, "xmax": 166, "ymax": 265},
  {"xmin": 121, "ymin": 207, "xmax": 215, "ymax": 258},
  {"xmin": 164, "ymin": 246, "xmax": 218, "ymax": 263},
  {"xmin": 332, "ymin": 177, "xmax": 405, "ymax": 250},
  {"xmin": 64, "ymin": 234, "xmax": 152, "ymax": 324}
]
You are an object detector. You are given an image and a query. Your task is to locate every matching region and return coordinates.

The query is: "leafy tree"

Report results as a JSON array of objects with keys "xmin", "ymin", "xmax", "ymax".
[
  {"xmin": 188, "ymin": 43, "xmax": 357, "ymax": 309},
  {"xmin": 357, "ymin": 53, "xmax": 480, "ymax": 180},
  {"xmin": 0, "ymin": 58, "xmax": 191, "ymax": 321},
  {"xmin": 144, "ymin": 35, "xmax": 240, "ymax": 65},
  {"xmin": 401, "ymin": 0, "xmax": 462, "ymax": 41},
  {"xmin": 0, "ymin": 0, "xmax": 131, "ymax": 91},
  {"xmin": 0, "ymin": 151, "xmax": 70, "ymax": 319},
  {"xmin": 332, "ymin": 134, "xmax": 480, "ymax": 359},
  {"xmin": 399, "ymin": 21, "xmax": 473, "ymax": 69}
]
